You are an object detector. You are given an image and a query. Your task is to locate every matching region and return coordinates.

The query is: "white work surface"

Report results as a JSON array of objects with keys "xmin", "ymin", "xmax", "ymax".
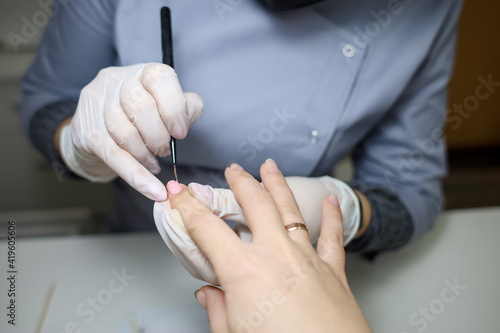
[{"xmin": 1, "ymin": 207, "xmax": 500, "ymax": 333}]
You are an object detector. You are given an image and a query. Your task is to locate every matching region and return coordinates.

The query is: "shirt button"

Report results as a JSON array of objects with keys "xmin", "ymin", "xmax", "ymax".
[
  {"xmin": 342, "ymin": 44, "xmax": 356, "ymax": 58},
  {"xmin": 309, "ymin": 130, "xmax": 320, "ymax": 144}
]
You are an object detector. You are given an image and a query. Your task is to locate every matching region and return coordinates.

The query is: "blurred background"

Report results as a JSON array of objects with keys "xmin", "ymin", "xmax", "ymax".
[{"xmin": 0, "ymin": 0, "xmax": 499, "ymax": 238}]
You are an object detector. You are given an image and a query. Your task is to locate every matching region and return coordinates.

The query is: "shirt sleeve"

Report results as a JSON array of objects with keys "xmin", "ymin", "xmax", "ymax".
[
  {"xmin": 20, "ymin": 0, "xmax": 118, "ymax": 145},
  {"xmin": 346, "ymin": 180, "xmax": 413, "ymax": 259},
  {"xmin": 350, "ymin": 2, "xmax": 462, "ymax": 249}
]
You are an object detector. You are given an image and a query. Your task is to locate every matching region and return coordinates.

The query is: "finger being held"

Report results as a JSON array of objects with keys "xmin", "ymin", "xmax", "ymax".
[{"xmin": 166, "ymin": 181, "xmax": 240, "ymax": 270}]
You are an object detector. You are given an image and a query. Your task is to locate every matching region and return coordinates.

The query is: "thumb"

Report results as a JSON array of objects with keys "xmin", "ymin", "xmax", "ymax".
[
  {"xmin": 185, "ymin": 92, "xmax": 204, "ymax": 125},
  {"xmin": 188, "ymin": 183, "xmax": 247, "ymax": 225},
  {"xmin": 196, "ymin": 285, "xmax": 229, "ymax": 333}
]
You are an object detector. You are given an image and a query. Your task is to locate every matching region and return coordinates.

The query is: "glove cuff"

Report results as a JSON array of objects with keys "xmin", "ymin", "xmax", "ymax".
[
  {"xmin": 60, "ymin": 124, "xmax": 117, "ymax": 182},
  {"xmin": 353, "ymin": 190, "xmax": 364, "ymax": 234}
]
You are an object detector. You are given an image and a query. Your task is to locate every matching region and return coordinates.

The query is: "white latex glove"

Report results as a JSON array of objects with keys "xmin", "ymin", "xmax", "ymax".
[
  {"xmin": 154, "ymin": 199, "xmax": 219, "ymax": 284},
  {"xmin": 189, "ymin": 176, "xmax": 361, "ymax": 245},
  {"xmin": 153, "ymin": 176, "xmax": 361, "ymax": 285},
  {"xmin": 59, "ymin": 63, "xmax": 204, "ymax": 201}
]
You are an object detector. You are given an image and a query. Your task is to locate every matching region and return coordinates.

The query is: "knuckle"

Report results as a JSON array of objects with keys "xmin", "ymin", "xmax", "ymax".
[
  {"xmin": 108, "ymin": 123, "xmax": 136, "ymax": 146},
  {"xmin": 183, "ymin": 209, "xmax": 207, "ymax": 234},
  {"xmin": 330, "ymin": 229, "xmax": 345, "ymax": 248},
  {"xmin": 131, "ymin": 148, "xmax": 152, "ymax": 163},
  {"xmin": 119, "ymin": 95, "xmax": 134, "ymax": 112},
  {"xmin": 97, "ymin": 66, "xmax": 121, "ymax": 81},
  {"xmin": 121, "ymin": 89, "xmax": 152, "ymax": 110},
  {"xmin": 80, "ymin": 85, "xmax": 91, "ymax": 97},
  {"xmin": 96, "ymin": 67, "xmax": 111, "ymax": 77},
  {"xmin": 279, "ymin": 203, "xmax": 301, "ymax": 220},
  {"xmin": 318, "ymin": 222, "xmax": 344, "ymax": 255},
  {"xmin": 146, "ymin": 141, "xmax": 169, "ymax": 157},
  {"xmin": 104, "ymin": 144, "xmax": 120, "ymax": 162},
  {"xmin": 141, "ymin": 63, "xmax": 176, "ymax": 86},
  {"xmin": 317, "ymin": 243, "xmax": 343, "ymax": 269},
  {"xmin": 247, "ymin": 189, "xmax": 272, "ymax": 205},
  {"xmin": 316, "ymin": 241, "xmax": 328, "ymax": 256}
]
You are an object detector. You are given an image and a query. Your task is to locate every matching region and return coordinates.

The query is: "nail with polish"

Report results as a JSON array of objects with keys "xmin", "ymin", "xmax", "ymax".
[{"xmin": 167, "ymin": 180, "xmax": 183, "ymax": 195}]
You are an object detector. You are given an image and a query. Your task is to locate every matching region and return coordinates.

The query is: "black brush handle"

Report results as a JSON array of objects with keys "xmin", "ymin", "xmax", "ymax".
[
  {"xmin": 161, "ymin": 7, "xmax": 176, "ymax": 166},
  {"xmin": 161, "ymin": 7, "xmax": 174, "ymax": 69}
]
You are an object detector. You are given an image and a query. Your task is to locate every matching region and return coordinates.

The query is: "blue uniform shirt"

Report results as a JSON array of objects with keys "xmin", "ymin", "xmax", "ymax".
[{"xmin": 21, "ymin": 0, "xmax": 463, "ymax": 244}]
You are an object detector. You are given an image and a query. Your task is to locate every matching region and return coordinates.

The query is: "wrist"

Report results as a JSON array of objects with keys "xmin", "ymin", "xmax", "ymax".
[
  {"xmin": 54, "ymin": 117, "xmax": 73, "ymax": 154},
  {"xmin": 353, "ymin": 190, "xmax": 372, "ymax": 238}
]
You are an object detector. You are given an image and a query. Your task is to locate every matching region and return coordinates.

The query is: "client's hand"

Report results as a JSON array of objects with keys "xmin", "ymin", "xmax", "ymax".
[
  {"xmin": 187, "ymin": 176, "xmax": 362, "ymax": 245},
  {"xmin": 155, "ymin": 159, "xmax": 372, "ymax": 333}
]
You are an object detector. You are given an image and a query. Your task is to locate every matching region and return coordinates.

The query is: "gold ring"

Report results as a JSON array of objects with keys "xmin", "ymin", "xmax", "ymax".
[{"xmin": 285, "ymin": 223, "xmax": 309, "ymax": 234}]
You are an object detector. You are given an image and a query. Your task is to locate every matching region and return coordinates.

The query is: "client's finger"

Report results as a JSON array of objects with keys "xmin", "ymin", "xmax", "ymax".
[
  {"xmin": 317, "ymin": 195, "xmax": 346, "ymax": 276},
  {"xmin": 196, "ymin": 286, "xmax": 229, "ymax": 333},
  {"xmin": 167, "ymin": 181, "xmax": 241, "ymax": 268},
  {"xmin": 224, "ymin": 164, "xmax": 287, "ymax": 242},
  {"xmin": 260, "ymin": 159, "xmax": 311, "ymax": 247}
]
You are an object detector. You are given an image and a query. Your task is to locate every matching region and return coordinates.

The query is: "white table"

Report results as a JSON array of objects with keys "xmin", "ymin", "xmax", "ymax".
[{"xmin": 1, "ymin": 207, "xmax": 500, "ymax": 333}]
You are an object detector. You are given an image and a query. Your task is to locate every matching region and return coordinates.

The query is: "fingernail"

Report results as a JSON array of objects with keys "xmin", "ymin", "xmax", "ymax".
[
  {"xmin": 167, "ymin": 180, "xmax": 183, "ymax": 195},
  {"xmin": 171, "ymin": 122, "xmax": 187, "ymax": 140},
  {"xmin": 329, "ymin": 194, "xmax": 339, "ymax": 206},
  {"xmin": 229, "ymin": 163, "xmax": 244, "ymax": 171},
  {"xmin": 265, "ymin": 158, "xmax": 280, "ymax": 174},
  {"xmin": 150, "ymin": 163, "xmax": 161, "ymax": 175},
  {"xmin": 195, "ymin": 288, "xmax": 206, "ymax": 307},
  {"xmin": 144, "ymin": 183, "xmax": 167, "ymax": 202}
]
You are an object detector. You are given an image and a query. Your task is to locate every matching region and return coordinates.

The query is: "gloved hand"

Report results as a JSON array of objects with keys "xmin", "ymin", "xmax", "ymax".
[
  {"xmin": 59, "ymin": 63, "xmax": 204, "ymax": 201},
  {"xmin": 188, "ymin": 176, "xmax": 361, "ymax": 245},
  {"xmin": 154, "ymin": 176, "xmax": 361, "ymax": 285}
]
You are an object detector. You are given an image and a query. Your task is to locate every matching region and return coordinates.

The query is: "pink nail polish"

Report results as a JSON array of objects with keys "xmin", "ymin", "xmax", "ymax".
[
  {"xmin": 167, "ymin": 180, "xmax": 183, "ymax": 195},
  {"xmin": 265, "ymin": 158, "xmax": 280, "ymax": 174}
]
